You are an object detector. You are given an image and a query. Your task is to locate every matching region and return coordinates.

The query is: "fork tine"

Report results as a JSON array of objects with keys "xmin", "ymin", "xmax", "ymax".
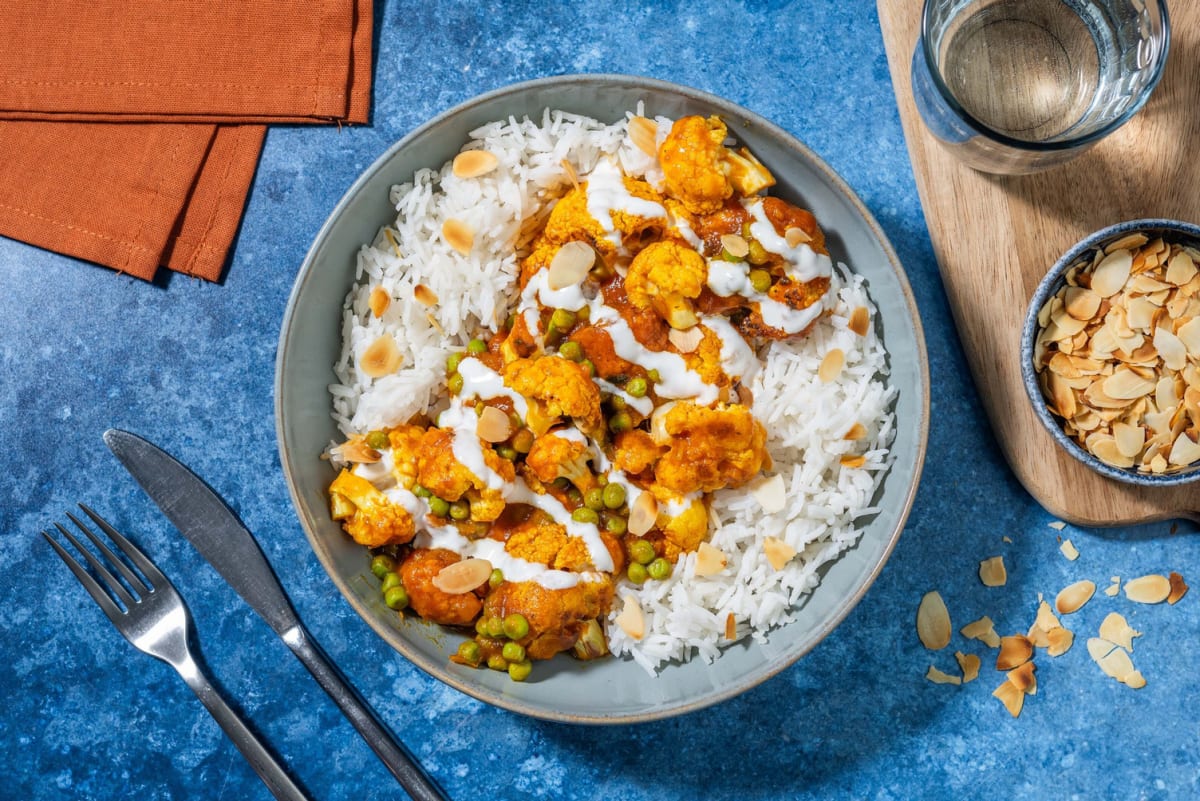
[
  {"xmin": 54, "ymin": 520, "xmax": 138, "ymax": 609},
  {"xmin": 78, "ymin": 503, "xmax": 169, "ymax": 590},
  {"xmin": 65, "ymin": 510, "xmax": 150, "ymax": 596},
  {"xmin": 42, "ymin": 531, "xmax": 125, "ymax": 623}
]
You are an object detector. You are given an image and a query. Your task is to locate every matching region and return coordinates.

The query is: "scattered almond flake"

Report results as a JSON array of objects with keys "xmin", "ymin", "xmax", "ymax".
[
  {"xmin": 784, "ymin": 226, "xmax": 811, "ymax": 247},
  {"xmin": 1055, "ymin": 580, "xmax": 1096, "ymax": 614},
  {"xmin": 1168, "ymin": 431, "xmax": 1200, "ymax": 467},
  {"xmin": 996, "ymin": 635, "xmax": 1033, "ymax": 670},
  {"xmin": 1033, "ymin": 600, "xmax": 1061, "ymax": 634},
  {"xmin": 336, "ymin": 437, "xmax": 381, "ymax": 464},
  {"xmin": 694, "ymin": 542, "xmax": 727, "ymax": 577},
  {"xmin": 844, "ymin": 422, "xmax": 867, "ymax": 440},
  {"xmin": 360, "ymin": 334, "xmax": 403, "ymax": 378},
  {"xmin": 848, "ymin": 306, "xmax": 870, "ymax": 336},
  {"xmin": 476, "ymin": 406, "xmax": 513, "ymax": 443},
  {"xmin": 1048, "ymin": 521, "xmax": 1067, "ymax": 531},
  {"xmin": 917, "ymin": 591, "xmax": 952, "ymax": 650},
  {"xmin": 1091, "ymin": 249, "xmax": 1134, "ymax": 297},
  {"xmin": 1007, "ymin": 661, "xmax": 1037, "ymax": 695},
  {"xmin": 1124, "ymin": 574, "xmax": 1171, "ymax": 604},
  {"xmin": 441, "ymin": 218, "xmax": 474, "ymax": 256},
  {"xmin": 627, "ymin": 491, "xmax": 658, "ymax": 537},
  {"xmin": 979, "ymin": 556, "xmax": 1007, "ymax": 587},
  {"xmin": 668, "ymin": 325, "xmax": 703, "ymax": 353},
  {"xmin": 763, "ymin": 537, "xmax": 796, "ymax": 571},
  {"xmin": 627, "ymin": 116, "xmax": 658, "ymax": 157},
  {"xmin": 1026, "ymin": 622, "xmax": 1050, "ymax": 649},
  {"xmin": 1046, "ymin": 626, "xmax": 1075, "ymax": 657},
  {"xmin": 992, "ymin": 678, "xmax": 1025, "ymax": 718},
  {"xmin": 1059, "ymin": 539, "xmax": 1080, "ymax": 561},
  {"xmin": 431, "ymin": 558, "xmax": 493, "ymax": 594},
  {"xmin": 1088, "ymin": 637, "xmax": 1138, "ymax": 683},
  {"xmin": 840, "ymin": 454, "xmax": 866, "ymax": 469},
  {"xmin": 1166, "ymin": 251, "xmax": 1198, "ymax": 285},
  {"xmin": 961, "ymin": 616, "xmax": 1001, "ymax": 648},
  {"xmin": 749, "ymin": 474, "xmax": 786, "ymax": 513},
  {"xmin": 817, "ymin": 349, "xmax": 844, "ymax": 383},
  {"xmin": 1002, "ymin": 536, "xmax": 1013, "ymax": 544},
  {"xmin": 1105, "ymin": 577, "xmax": 1121, "ymax": 597},
  {"xmin": 413, "ymin": 283, "xmax": 438, "ymax": 307},
  {"xmin": 368, "ymin": 286, "xmax": 390, "ymax": 318},
  {"xmin": 547, "ymin": 240, "xmax": 595, "ymax": 290},
  {"xmin": 1098, "ymin": 612, "xmax": 1141, "ymax": 652},
  {"xmin": 1124, "ymin": 670, "xmax": 1147, "ymax": 689},
  {"xmin": 451, "ymin": 149, "xmax": 500, "ymax": 179},
  {"xmin": 614, "ymin": 595, "xmax": 645, "ymax": 640},
  {"xmin": 723, "ymin": 612, "xmax": 737, "ymax": 640},
  {"xmin": 1168, "ymin": 571, "xmax": 1188, "ymax": 604},
  {"xmin": 926, "ymin": 665, "xmax": 962, "ymax": 685},
  {"xmin": 955, "ymin": 651, "xmax": 981, "ymax": 683},
  {"xmin": 720, "ymin": 233, "xmax": 750, "ymax": 258},
  {"xmin": 425, "ymin": 313, "xmax": 444, "ymax": 335}
]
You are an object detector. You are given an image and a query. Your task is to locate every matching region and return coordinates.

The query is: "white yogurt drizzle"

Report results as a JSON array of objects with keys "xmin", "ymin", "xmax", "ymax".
[
  {"xmin": 595, "ymin": 378, "xmax": 654, "ymax": 416},
  {"xmin": 584, "ymin": 158, "xmax": 667, "ymax": 249},
  {"xmin": 744, "ymin": 198, "xmax": 833, "ymax": 283}
]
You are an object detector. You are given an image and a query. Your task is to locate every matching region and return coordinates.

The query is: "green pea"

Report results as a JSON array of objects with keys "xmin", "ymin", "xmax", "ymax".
[
  {"xmin": 449, "ymin": 500, "xmax": 470, "ymax": 521},
  {"xmin": 605, "ymin": 515, "xmax": 627, "ymax": 535},
  {"xmin": 487, "ymin": 655, "xmax": 508, "ymax": 672},
  {"xmin": 749, "ymin": 269, "xmax": 771, "ymax": 294},
  {"xmin": 576, "ymin": 305, "xmax": 590, "ymax": 321},
  {"xmin": 579, "ymin": 359, "xmax": 595, "ymax": 377},
  {"xmin": 381, "ymin": 572, "xmax": 401, "ymax": 592},
  {"xmin": 475, "ymin": 617, "xmax": 489, "ymax": 636},
  {"xmin": 647, "ymin": 369, "xmax": 660, "ymax": 383},
  {"xmin": 609, "ymin": 395, "xmax": 627, "ymax": 411},
  {"xmin": 648, "ymin": 557, "xmax": 672, "ymax": 581},
  {"xmin": 497, "ymin": 445, "xmax": 518, "ymax": 460},
  {"xmin": 609, "ymin": 411, "xmax": 632, "ymax": 433},
  {"xmin": 508, "ymin": 660, "xmax": 533, "ymax": 682},
  {"xmin": 370, "ymin": 554, "xmax": 395, "ymax": 579},
  {"xmin": 384, "ymin": 586, "xmax": 409, "ymax": 610},
  {"xmin": 366, "ymin": 430, "xmax": 389, "ymax": 450},
  {"xmin": 446, "ymin": 352, "xmax": 464, "ymax": 374},
  {"xmin": 485, "ymin": 617, "xmax": 506, "ymax": 639},
  {"xmin": 428, "ymin": 496, "xmax": 450, "ymax": 517},
  {"xmin": 627, "ymin": 562, "xmax": 648, "ymax": 584},
  {"xmin": 412, "ymin": 484, "xmax": 432, "ymax": 498},
  {"xmin": 566, "ymin": 487, "xmax": 583, "ymax": 503},
  {"xmin": 457, "ymin": 640, "xmax": 481, "ymax": 665},
  {"xmin": 559, "ymin": 340, "xmax": 583, "ymax": 362},
  {"xmin": 748, "ymin": 239, "xmax": 769, "ymax": 265},
  {"xmin": 501, "ymin": 642, "xmax": 526, "ymax": 662},
  {"xmin": 629, "ymin": 539, "xmax": 655, "ymax": 565},
  {"xmin": 467, "ymin": 338, "xmax": 487, "ymax": 354},
  {"xmin": 626, "ymin": 377, "xmax": 647, "ymax": 398},
  {"xmin": 584, "ymin": 488, "xmax": 605, "ymax": 511},
  {"xmin": 552, "ymin": 477, "xmax": 571, "ymax": 490},
  {"xmin": 489, "ymin": 568, "xmax": 505, "ymax": 589},
  {"xmin": 448, "ymin": 372, "xmax": 464, "ymax": 395},
  {"xmin": 572, "ymin": 507, "xmax": 600, "ymax": 524},
  {"xmin": 550, "ymin": 309, "xmax": 576, "ymax": 331},
  {"xmin": 511, "ymin": 428, "xmax": 535, "ymax": 454},
  {"xmin": 601, "ymin": 483, "xmax": 626, "ymax": 509},
  {"xmin": 503, "ymin": 613, "xmax": 530, "ymax": 640}
]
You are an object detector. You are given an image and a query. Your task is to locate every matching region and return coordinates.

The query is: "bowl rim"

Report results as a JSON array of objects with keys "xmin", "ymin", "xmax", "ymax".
[
  {"xmin": 1020, "ymin": 217, "xmax": 1200, "ymax": 487},
  {"xmin": 275, "ymin": 73, "xmax": 930, "ymax": 723}
]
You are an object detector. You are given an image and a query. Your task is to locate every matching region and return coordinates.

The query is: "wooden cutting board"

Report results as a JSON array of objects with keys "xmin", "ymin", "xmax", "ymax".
[{"xmin": 877, "ymin": 0, "xmax": 1200, "ymax": 526}]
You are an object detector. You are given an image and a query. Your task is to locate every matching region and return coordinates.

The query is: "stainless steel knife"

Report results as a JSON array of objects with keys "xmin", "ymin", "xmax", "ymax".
[{"xmin": 104, "ymin": 428, "xmax": 447, "ymax": 801}]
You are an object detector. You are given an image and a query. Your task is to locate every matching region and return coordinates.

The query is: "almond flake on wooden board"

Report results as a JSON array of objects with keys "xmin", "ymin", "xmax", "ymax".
[
  {"xmin": 960, "ymin": 616, "xmax": 1001, "ymax": 648},
  {"xmin": 1055, "ymin": 580, "xmax": 1096, "ymax": 614},
  {"xmin": 926, "ymin": 665, "xmax": 962, "ymax": 685},
  {"xmin": 1124, "ymin": 574, "xmax": 1171, "ymax": 604},
  {"xmin": 955, "ymin": 651, "xmax": 981, "ymax": 683},
  {"xmin": 1168, "ymin": 571, "xmax": 1189, "ymax": 604},
  {"xmin": 917, "ymin": 591, "xmax": 952, "ymax": 650},
  {"xmin": 1059, "ymin": 539, "xmax": 1080, "ymax": 560}
]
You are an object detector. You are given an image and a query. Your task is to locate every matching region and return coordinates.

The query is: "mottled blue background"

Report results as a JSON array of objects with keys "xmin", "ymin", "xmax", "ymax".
[{"xmin": 3, "ymin": 1, "xmax": 1197, "ymax": 800}]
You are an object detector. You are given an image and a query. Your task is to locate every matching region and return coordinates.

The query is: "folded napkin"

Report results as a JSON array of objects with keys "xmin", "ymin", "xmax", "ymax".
[{"xmin": 0, "ymin": 0, "xmax": 372, "ymax": 281}]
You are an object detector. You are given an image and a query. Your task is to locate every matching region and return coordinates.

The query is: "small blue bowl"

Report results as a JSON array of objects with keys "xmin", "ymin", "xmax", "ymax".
[{"xmin": 1021, "ymin": 218, "xmax": 1200, "ymax": 487}]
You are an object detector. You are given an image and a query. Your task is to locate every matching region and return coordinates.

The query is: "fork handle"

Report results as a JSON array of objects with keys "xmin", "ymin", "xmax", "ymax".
[
  {"xmin": 282, "ymin": 624, "xmax": 448, "ymax": 801},
  {"xmin": 176, "ymin": 654, "xmax": 313, "ymax": 801}
]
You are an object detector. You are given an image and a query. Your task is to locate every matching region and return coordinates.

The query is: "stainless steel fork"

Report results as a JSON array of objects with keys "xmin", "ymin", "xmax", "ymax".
[{"xmin": 42, "ymin": 504, "xmax": 313, "ymax": 801}]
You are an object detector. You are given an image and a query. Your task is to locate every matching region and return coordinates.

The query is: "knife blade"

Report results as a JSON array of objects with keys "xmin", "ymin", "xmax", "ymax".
[{"xmin": 104, "ymin": 428, "xmax": 447, "ymax": 801}]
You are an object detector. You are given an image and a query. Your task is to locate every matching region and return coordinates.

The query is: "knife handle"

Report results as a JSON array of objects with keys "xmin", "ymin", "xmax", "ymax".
[{"xmin": 282, "ymin": 624, "xmax": 448, "ymax": 801}]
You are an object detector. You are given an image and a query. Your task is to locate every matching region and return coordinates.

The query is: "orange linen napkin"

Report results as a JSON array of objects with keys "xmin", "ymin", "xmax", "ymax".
[{"xmin": 0, "ymin": 0, "xmax": 372, "ymax": 282}]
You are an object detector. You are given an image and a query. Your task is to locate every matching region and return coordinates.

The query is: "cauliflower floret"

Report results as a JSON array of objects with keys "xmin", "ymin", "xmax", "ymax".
[
  {"xmin": 625, "ymin": 240, "xmax": 707, "ymax": 330},
  {"xmin": 387, "ymin": 424, "xmax": 426, "ymax": 489},
  {"xmin": 760, "ymin": 196, "xmax": 827, "ymax": 256},
  {"xmin": 539, "ymin": 187, "xmax": 617, "ymax": 265},
  {"xmin": 660, "ymin": 115, "xmax": 776, "ymax": 216},
  {"xmin": 416, "ymin": 428, "xmax": 513, "ymax": 522},
  {"xmin": 502, "ymin": 514, "xmax": 610, "ymax": 572},
  {"xmin": 328, "ymin": 470, "xmax": 415, "ymax": 548},
  {"xmin": 611, "ymin": 430, "xmax": 663, "ymax": 477},
  {"xmin": 524, "ymin": 429, "xmax": 596, "ymax": 491},
  {"xmin": 681, "ymin": 325, "xmax": 732, "ymax": 388},
  {"xmin": 649, "ymin": 486, "xmax": 710, "ymax": 560},
  {"xmin": 653, "ymin": 402, "xmax": 769, "ymax": 494},
  {"xmin": 483, "ymin": 577, "xmax": 615, "ymax": 660},
  {"xmin": 399, "ymin": 549, "xmax": 482, "ymax": 627},
  {"xmin": 503, "ymin": 356, "xmax": 603, "ymax": 439}
]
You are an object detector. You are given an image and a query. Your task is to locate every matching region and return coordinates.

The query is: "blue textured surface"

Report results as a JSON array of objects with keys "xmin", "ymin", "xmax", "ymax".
[{"xmin": 2, "ymin": 2, "xmax": 1198, "ymax": 800}]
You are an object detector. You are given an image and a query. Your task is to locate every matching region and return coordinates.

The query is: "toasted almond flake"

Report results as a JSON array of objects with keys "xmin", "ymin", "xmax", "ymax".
[
  {"xmin": 668, "ymin": 325, "xmax": 704, "ymax": 353},
  {"xmin": 476, "ymin": 406, "xmax": 513, "ymax": 443},
  {"xmin": 413, "ymin": 283, "xmax": 438, "ymax": 307},
  {"xmin": 1168, "ymin": 431, "xmax": 1200, "ymax": 466},
  {"xmin": 926, "ymin": 665, "xmax": 961, "ymax": 685},
  {"xmin": 818, "ymin": 349, "xmax": 844, "ymax": 383},
  {"xmin": 627, "ymin": 491, "xmax": 658, "ymax": 537},
  {"xmin": 1059, "ymin": 539, "xmax": 1080, "ymax": 561},
  {"xmin": 432, "ymin": 558, "xmax": 493, "ymax": 594},
  {"xmin": 1048, "ymin": 520, "xmax": 1067, "ymax": 531},
  {"xmin": 1007, "ymin": 662, "xmax": 1037, "ymax": 695},
  {"xmin": 1154, "ymin": 326, "xmax": 1188, "ymax": 371},
  {"xmin": 1098, "ymin": 612, "xmax": 1141, "ymax": 651},
  {"xmin": 1055, "ymin": 580, "xmax": 1096, "ymax": 614},
  {"xmin": 547, "ymin": 240, "xmax": 595, "ymax": 290},
  {"xmin": 763, "ymin": 537, "xmax": 796, "ymax": 571},
  {"xmin": 627, "ymin": 116, "xmax": 658, "ymax": 156},
  {"xmin": 955, "ymin": 651, "xmax": 981, "ymax": 683},
  {"xmin": 1103, "ymin": 367, "xmax": 1156, "ymax": 400},
  {"xmin": 1168, "ymin": 571, "xmax": 1188, "ymax": 604},
  {"xmin": 993, "ymin": 679, "xmax": 1025, "ymax": 717},
  {"xmin": 1091, "ymin": 249, "xmax": 1134, "ymax": 297},
  {"xmin": 996, "ymin": 635, "xmax": 1033, "ymax": 670},
  {"xmin": 368, "ymin": 286, "xmax": 391, "ymax": 318},
  {"xmin": 844, "ymin": 422, "xmax": 867, "ymax": 440},
  {"xmin": 1125, "ymin": 670, "xmax": 1147, "ymax": 689},
  {"xmin": 1046, "ymin": 626, "xmax": 1075, "ymax": 656},
  {"xmin": 1033, "ymin": 600, "xmax": 1061, "ymax": 634},
  {"xmin": 840, "ymin": 454, "xmax": 866, "ymax": 469},
  {"xmin": 784, "ymin": 226, "xmax": 811, "ymax": 247},
  {"xmin": 1026, "ymin": 621, "xmax": 1050, "ymax": 649},
  {"xmin": 1104, "ymin": 579, "xmax": 1121, "ymax": 596},
  {"xmin": 1002, "ymin": 535, "xmax": 1013, "ymax": 543},
  {"xmin": 1124, "ymin": 574, "xmax": 1171, "ymax": 603},
  {"xmin": 749, "ymin": 474, "xmax": 786, "ymax": 513},
  {"xmin": 614, "ymin": 595, "xmax": 644, "ymax": 640},
  {"xmin": 1088, "ymin": 637, "xmax": 1137, "ymax": 682},
  {"xmin": 361, "ymin": 334, "xmax": 403, "ymax": 378},
  {"xmin": 848, "ymin": 306, "xmax": 870, "ymax": 336},
  {"xmin": 961, "ymin": 616, "xmax": 1001, "ymax": 648},
  {"xmin": 1112, "ymin": 422, "xmax": 1145, "ymax": 458},
  {"xmin": 441, "ymin": 218, "xmax": 474, "ymax": 256},
  {"xmin": 720, "ymin": 233, "xmax": 749, "ymax": 258},
  {"xmin": 694, "ymin": 542, "xmax": 727, "ymax": 577},
  {"xmin": 452, "ymin": 149, "xmax": 500, "ymax": 179},
  {"xmin": 917, "ymin": 591, "xmax": 952, "ymax": 650},
  {"xmin": 1063, "ymin": 286, "xmax": 1102, "ymax": 320},
  {"xmin": 425, "ymin": 312, "xmax": 444, "ymax": 335},
  {"xmin": 1177, "ymin": 317, "xmax": 1200, "ymax": 355},
  {"xmin": 1107, "ymin": 233, "xmax": 1149, "ymax": 253},
  {"xmin": 724, "ymin": 612, "xmax": 737, "ymax": 640},
  {"xmin": 979, "ymin": 556, "xmax": 1007, "ymax": 587},
  {"xmin": 1091, "ymin": 435, "xmax": 1136, "ymax": 468},
  {"xmin": 1166, "ymin": 251, "xmax": 1198, "ymax": 285},
  {"xmin": 337, "ymin": 437, "xmax": 381, "ymax": 464}
]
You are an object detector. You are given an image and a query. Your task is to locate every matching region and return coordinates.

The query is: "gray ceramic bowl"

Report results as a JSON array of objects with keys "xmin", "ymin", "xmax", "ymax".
[
  {"xmin": 275, "ymin": 75, "xmax": 929, "ymax": 723},
  {"xmin": 1021, "ymin": 218, "xmax": 1200, "ymax": 487}
]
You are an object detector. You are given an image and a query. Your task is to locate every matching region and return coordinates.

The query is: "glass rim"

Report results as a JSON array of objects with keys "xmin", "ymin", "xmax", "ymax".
[{"xmin": 920, "ymin": 0, "xmax": 1172, "ymax": 154}]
